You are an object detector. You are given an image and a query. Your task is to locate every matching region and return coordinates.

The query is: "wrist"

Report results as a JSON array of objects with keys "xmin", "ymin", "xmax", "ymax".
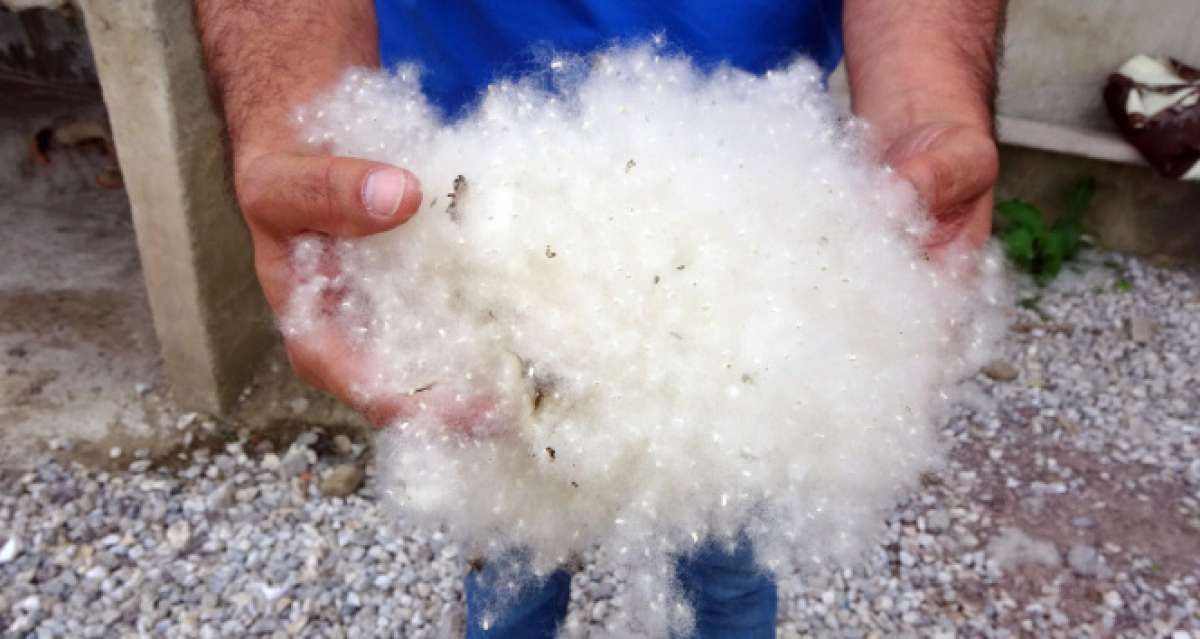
[
  {"xmin": 227, "ymin": 69, "xmax": 361, "ymax": 166},
  {"xmin": 197, "ymin": 0, "xmax": 381, "ymax": 168},
  {"xmin": 852, "ymin": 81, "xmax": 994, "ymax": 148},
  {"xmin": 842, "ymin": 0, "xmax": 1004, "ymax": 146},
  {"xmin": 847, "ymin": 46, "xmax": 996, "ymax": 145}
]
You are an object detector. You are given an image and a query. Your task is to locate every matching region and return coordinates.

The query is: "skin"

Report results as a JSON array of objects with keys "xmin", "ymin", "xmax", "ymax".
[
  {"xmin": 196, "ymin": 0, "xmax": 1006, "ymax": 425},
  {"xmin": 844, "ymin": 0, "xmax": 1005, "ymax": 257},
  {"xmin": 197, "ymin": 2, "xmax": 424, "ymax": 425}
]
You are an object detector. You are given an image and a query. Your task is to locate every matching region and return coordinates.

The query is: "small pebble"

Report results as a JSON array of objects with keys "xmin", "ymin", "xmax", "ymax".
[
  {"xmin": 981, "ymin": 360, "xmax": 1019, "ymax": 382},
  {"xmin": 1067, "ymin": 544, "xmax": 1100, "ymax": 577},
  {"xmin": 926, "ymin": 510, "xmax": 950, "ymax": 534},
  {"xmin": 320, "ymin": 465, "xmax": 365, "ymax": 498},
  {"xmin": 1104, "ymin": 591, "xmax": 1124, "ymax": 609},
  {"xmin": 333, "ymin": 435, "xmax": 355, "ymax": 456},
  {"xmin": 1128, "ymin": 315, "xmax": 1158, "ymax": 343},
  {"xmin": 289, "ymin": 397, "xmax": 310, "ymax": 414},
  {"xmin": 166, "ymin": 520, "xmax": 191, "ymax": 550},
  {"xmin": 0, "ymin": 537, "xmax": 21, "ymax": 564}
]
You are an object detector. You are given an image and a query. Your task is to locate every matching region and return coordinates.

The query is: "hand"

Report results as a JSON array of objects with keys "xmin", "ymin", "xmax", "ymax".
[
  {"xmin": 196, "ymin": 0, "xmax": 496, "ymax": 428},
  {"xmin": 841, "ymin": 0, "xmax": 1004, "ymax": 260},
  {"xmin": 233, "ymin": 149, "xmax": 426, "ymax": 424},
  {"xmin": 881, "ymin": 121, "xmax": 998, "ymax": 258},
  {"xmin": 235, "ymin": 151, "xmax": 503, "ymax": 431}
]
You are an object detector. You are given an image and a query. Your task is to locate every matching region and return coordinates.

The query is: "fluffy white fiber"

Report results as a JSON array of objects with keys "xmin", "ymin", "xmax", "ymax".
[{"xmin": 287, "ymin": 45, "xmax": 1004, "ymax": 633}]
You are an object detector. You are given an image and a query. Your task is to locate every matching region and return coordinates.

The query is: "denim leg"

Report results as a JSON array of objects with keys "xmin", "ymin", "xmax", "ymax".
[
  {"xmin": 674, "ymin": 538, "xmax": 778, "ymax": 638},
  {"xmin": 464, "ymin": 554, "xmax": 571, "ymax": 639}
]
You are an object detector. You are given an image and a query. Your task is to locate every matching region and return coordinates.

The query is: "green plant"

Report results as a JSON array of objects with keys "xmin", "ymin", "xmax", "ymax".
[
  {"xmin": 1101, "ymin": 259, "xmax": 1136, "ymax": 293},
  {"xmin": 993, "ymin": 177, "xmax": 1095, "ymax": 285}
]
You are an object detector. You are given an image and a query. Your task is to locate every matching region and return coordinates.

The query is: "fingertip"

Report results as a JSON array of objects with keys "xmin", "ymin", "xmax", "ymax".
[
  {"xmin": 362, "ymin": 167, "xmax": 406, "ymax": 218},
  {"xmin": 362, "ymin": 166, "xmax": 422, "ymax": 225},
  {"xmin": 395, "ymin": 168, "xmax": 423, "ymax": 221}
]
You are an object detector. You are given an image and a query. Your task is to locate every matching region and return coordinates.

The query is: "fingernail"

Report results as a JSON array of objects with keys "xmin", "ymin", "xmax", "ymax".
[{"xmin": 363, "ymin": 168, "xmax": 408, "ymax": 218}]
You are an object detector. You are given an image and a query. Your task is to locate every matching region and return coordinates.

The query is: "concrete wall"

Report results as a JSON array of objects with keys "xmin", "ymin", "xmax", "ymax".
[
  {"xmin": 997, "ymin": 0, "xmax": 1200, "ymax": 260},
  {"xmin": 1, "ymin": 0, "xmax": 69, "ymax": 12},
  {"xmin": 80, "ymin": 0, "xmax": 274, "ymax": 413},
  {"xmin": 1000, "ymin": 0, "xmax": 1200, "ymax": 131},
  {"xmin": 997, "ymin": 147, "xmax": 1200, "ymax": 260}
]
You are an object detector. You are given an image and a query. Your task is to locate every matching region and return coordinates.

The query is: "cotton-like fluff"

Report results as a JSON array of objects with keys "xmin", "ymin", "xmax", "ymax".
[{"xmin": 287, "ymin": 45, "xmax": 1004, "ymax": 635}]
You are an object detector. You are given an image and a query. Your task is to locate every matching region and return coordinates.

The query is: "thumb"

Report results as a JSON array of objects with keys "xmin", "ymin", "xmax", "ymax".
[
  {"xmin": 885, "ymin": 123, "xmax": 998, "ymax": 221},
  {"xmin": 237, "ymin": 151, "xmax": 423, "ymax": 238}
]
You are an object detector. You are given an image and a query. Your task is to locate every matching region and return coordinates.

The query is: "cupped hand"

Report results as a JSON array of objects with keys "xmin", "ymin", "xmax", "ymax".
[
  {"xmin": 840, "ymin": 0, "xmax": 1004, "ymax": 261},
  {"xmin": 233, "ymin": 149, "xmax": 429, "ymax": 425},
  {"xmin": 882, "ymin": 122, "xmax": 998, "ymax": 259}
]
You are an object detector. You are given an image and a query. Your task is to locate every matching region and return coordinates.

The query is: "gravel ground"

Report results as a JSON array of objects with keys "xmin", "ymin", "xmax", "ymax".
[{"xmin": 1, "ymin": 250, "xmax": 1198, "ymax": 638}]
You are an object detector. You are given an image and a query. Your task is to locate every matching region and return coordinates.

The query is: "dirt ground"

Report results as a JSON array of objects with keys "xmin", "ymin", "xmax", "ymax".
[{"xmin": 0, "ymin": 102, "xmax": 366, "ymax": 472}]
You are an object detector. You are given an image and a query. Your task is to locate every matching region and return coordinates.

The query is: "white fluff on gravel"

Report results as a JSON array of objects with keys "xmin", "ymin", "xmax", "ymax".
[{"xmin": 287, "ymin": 45, "xmax": 1004, "ymax": 634}]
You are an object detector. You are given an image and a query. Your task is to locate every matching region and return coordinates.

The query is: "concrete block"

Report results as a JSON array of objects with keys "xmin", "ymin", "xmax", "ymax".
[
  {"xmin": 998, "ymin": 145, "xmax": 1200, "ymax": 261},
  {"xmin": 1, "ymin": 0, "xmax": 69, "ymax": 11},
  {"xmin": 79, "ymin": 0, "xmax": 274, "ymax": 413},
  {"xmin": 995, "ymin": 116, "xmax": 1144, "ymax": 167}
]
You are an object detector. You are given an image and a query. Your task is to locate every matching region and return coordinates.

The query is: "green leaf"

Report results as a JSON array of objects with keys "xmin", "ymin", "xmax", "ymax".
[
  {"xmin": 994, "ymin": 183, "xmax": 1092, "ymax": 285},
  {"xmin": 1064, "ymin": 177, "xmax": 1096, "ymax": 217},
  {"xmin": 1051, "ymin": 216, "xmax": 1083, "ymax": 259},
  {"xmin": 1038, "ymin": 231, "xmax": 1066, "ymax": 283},
  {"xmin": 1002, "ymin": 227, "xmax": 1036, "ymax": 264},
  {"xmin": 995, "ymin": 199, "xmax": 1044, "ymax": 232}
]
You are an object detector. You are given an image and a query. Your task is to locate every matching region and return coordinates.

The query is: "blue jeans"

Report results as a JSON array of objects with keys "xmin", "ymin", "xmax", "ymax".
[{"xmin": 464, "ymin": 539, "xmax": 777, "ymax": 638}]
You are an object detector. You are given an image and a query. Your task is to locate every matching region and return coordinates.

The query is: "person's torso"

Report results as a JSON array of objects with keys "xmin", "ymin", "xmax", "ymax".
[{"xmin": 375, "ymin": 0, "xmax": 844, "ymax": 116}]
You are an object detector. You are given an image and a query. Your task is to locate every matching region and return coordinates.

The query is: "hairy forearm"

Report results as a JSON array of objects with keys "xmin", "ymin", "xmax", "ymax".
[
  {"xmin": 843, "ymin": 0, "xmax": 1006, "ymax": 140},
  {"xmin": 196, "ymin": 0, "xmax": 379, "ymax": 157}
]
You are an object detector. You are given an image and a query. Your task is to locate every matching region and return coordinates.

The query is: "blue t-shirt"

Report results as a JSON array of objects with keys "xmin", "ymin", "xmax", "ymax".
[{"xmin": 375, "ymin": 1, "xmax": 844, "ymax": 116}]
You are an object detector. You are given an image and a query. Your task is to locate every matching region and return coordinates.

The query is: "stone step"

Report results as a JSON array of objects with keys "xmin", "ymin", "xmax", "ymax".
[{"xmin": 996, "ymin": 116, "xmax": 1145, "ymax": 167}]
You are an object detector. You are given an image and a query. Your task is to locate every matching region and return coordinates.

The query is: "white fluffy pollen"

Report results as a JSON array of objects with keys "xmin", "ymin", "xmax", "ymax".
[{"xmin": 287, "ymin": 45, "xmax": 1005, "ymax": 634}]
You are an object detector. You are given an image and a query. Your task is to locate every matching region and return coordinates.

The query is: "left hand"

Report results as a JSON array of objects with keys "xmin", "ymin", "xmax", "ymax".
[
  {"xmin": 840, "ymin": 0, "xmax": 1005, "ymax": 260},
  {"xmin": 881, "ymin": 121, "xmax": 998, "ymax": 259}
]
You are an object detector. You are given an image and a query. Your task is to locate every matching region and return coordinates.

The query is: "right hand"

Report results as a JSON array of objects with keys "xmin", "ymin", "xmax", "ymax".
[{"xmin": 233, "ymin": 149, "xmax": 426, "ymax": 425}]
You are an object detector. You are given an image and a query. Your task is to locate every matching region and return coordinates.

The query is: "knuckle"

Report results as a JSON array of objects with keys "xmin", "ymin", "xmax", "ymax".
[
  {"xmin": 963, "ymin": 128, "xmax": 999, "ymax": 177},
  {"xmin": 301, "ymin": 161, "xmax": 335, "ymax": 222},
  {"xmin": 322, "ymin": 158, "xmax": 339, "ymax": 213},
  {"xmin": 317, "ymin": 158, "xmax": 345, "ymax": 234},
  {"xmin": 235, "ymin": 152, "xmax": 345, "ymax": 234}
]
